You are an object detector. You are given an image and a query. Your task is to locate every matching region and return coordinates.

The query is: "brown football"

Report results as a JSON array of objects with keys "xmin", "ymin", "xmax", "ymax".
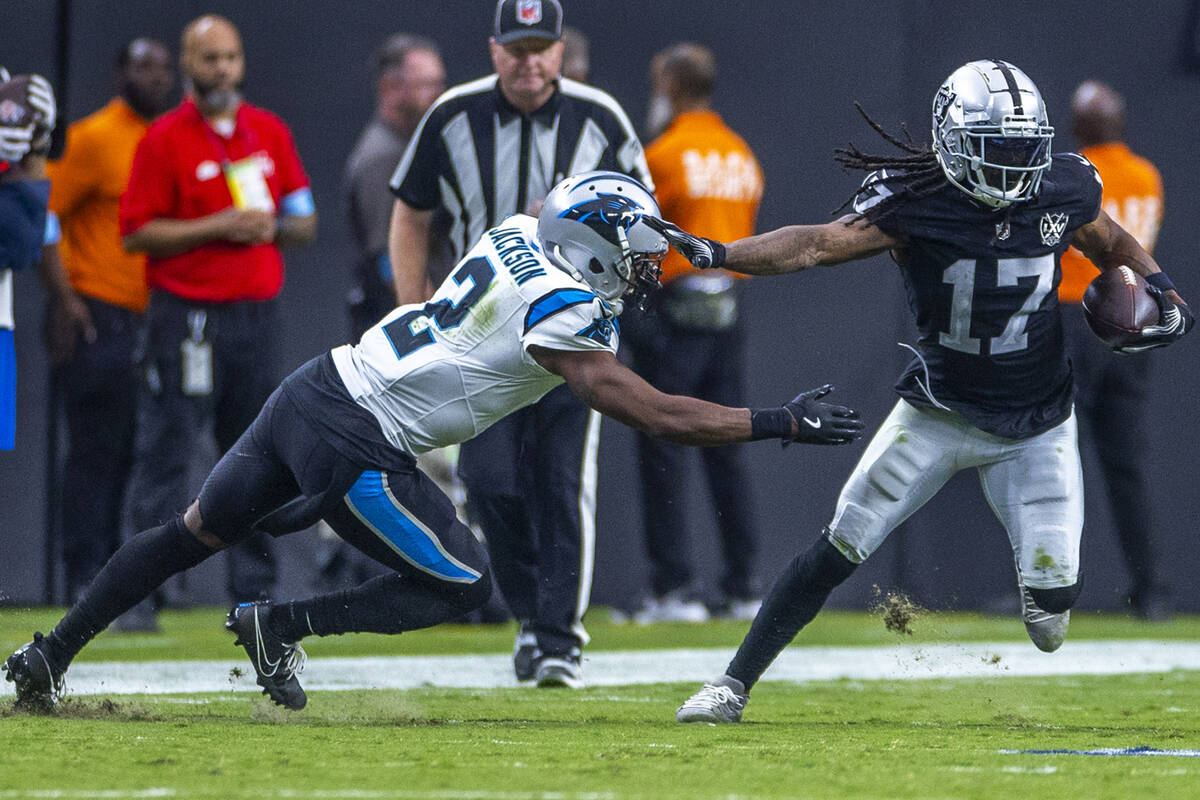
[{"xmin": 1081, "ymin": 266, "xmax": 1160, "ymax": 348}]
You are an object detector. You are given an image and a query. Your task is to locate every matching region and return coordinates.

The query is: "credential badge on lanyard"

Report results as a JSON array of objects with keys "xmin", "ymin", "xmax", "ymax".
[
  {"xmin": 224, "ymin": 155, "xmax": 276, "ymax": 212},
  {"xmin": 181, "ymin": 310, "xmax": 213, "ymax": 396}
]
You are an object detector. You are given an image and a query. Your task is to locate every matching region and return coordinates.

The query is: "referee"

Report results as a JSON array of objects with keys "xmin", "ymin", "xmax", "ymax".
[{"xmin": 388, "ymin": 0, "xmax": 652, "ymax": 688}]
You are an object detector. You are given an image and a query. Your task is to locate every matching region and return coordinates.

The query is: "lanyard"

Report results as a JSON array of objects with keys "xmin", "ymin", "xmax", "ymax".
[{"xmin": 194, "ymin": 101, "xmax": 262, "ymax": 167}]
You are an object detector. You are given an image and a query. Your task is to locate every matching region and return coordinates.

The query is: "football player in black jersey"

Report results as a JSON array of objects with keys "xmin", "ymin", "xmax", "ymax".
[{"xmin": 660, "ymin": 60, "xmax": 1193, "ymax": 724}]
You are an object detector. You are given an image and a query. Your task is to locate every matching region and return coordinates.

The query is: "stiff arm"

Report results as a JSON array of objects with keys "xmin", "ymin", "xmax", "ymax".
[{"xmin": 722, "ymin": 215, "xmax": 897, "ymax": 276}]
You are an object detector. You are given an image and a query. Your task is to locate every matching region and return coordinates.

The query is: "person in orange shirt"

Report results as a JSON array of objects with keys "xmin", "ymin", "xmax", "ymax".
[
  {"xmin": 624, "ymin": 43, "xmax": 766, "ymax": 623},
  {"xmin": 46, "ymin": 38, "xmax": 174, "ymax": 603},
  {"xmin": 1059, "ymin": 80, "xmax": 1170, "ymax": 620}
]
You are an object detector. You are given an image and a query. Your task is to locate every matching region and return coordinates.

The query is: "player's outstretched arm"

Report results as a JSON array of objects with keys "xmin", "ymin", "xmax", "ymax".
[
  {"xmin": 529, "ymin": 346, "xmax": 864, "ymax": 447},
  {"xmin": 1073, "ymin": 209, "xmax": 1193, "ymax": 350},
  {"xmin": 646, "ymin": 215, "xmax": 896, "ymax": 276}
]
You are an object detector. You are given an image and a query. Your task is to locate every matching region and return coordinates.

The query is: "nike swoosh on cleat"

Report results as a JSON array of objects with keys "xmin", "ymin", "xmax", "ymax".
[{"xmin": 803, "ymin": 416, "xmax": 821, "ymax": 428}]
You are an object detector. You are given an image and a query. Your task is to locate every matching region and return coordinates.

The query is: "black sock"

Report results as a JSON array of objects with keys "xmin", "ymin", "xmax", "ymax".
[
  {"xmin": 47, "ymin": 516, "xmax": 215, "ymax": 669},
  {"xmin": 269, "ymin": 571, "xmax": 492, "ymax": 641},
  {"xmin": 726, "ymin": 535, "xmax": 858, "ymax": 691}
]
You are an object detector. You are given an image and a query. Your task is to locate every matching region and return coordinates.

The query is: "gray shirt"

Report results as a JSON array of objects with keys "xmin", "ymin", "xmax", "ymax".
[{"xmin": 345, "ymin": 118, "xmax": 410, "ymax": 264}]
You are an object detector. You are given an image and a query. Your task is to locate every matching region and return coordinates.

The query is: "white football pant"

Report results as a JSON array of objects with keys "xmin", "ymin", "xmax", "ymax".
[{"xmin": 825, "ymin": 400, "xmax": 1082, "ymax": 591}]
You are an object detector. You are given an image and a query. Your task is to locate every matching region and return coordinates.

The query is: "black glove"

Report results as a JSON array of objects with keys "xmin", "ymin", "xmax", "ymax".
[
  {"xmin": 751, "ymin": 384, "xmax": 865, "ymax": 446},
  {"xmin": 1115, "ymin": 286, "xmax": 1194, "ymax": 354},
  {"xmin": 643, "ymin": 216, "xmax": 725, "ymax": 270},
  {"xmin": 784, "ymin": 384, "xmax": 865, "ymax": 445}
]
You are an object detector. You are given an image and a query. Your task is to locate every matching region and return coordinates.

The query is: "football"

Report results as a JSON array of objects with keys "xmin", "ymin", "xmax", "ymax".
[{"xmin": 1081, "ymin": 265, "xmax": 1160, "ymax": 348}]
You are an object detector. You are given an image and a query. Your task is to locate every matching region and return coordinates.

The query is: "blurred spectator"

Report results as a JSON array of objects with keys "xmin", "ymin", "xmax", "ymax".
[
  {"xmin": 624, "ymin": 43, "xmax": 765, "ymax": 622},
  {"xmin": 325, "ymin": 33, "xmax": 447, "ymax": 591},
  {"xmin": 45, "ymin": 38, "xmax": 174, "ymax": 602},
  {"xmin": 560, "ymin": 26, "xmax": 589, "ymax": 82},
  {"xmin": 119, "ymin": 15, "xmax": 316, "ymax": 621},
  {"xmin": 1059, "ymin": 80, "xmax": 1170, "ymax": 620},
  {"xmin": 1, "ymin": 69, "xmax": 57, "ymax": 451},
  {"xmin": 388, "ymin": 0, "xmax": 652, "ymax": 688},
  {"xmin": 345, "ymin": 33, "xmax": 445, "ymax": 339}
]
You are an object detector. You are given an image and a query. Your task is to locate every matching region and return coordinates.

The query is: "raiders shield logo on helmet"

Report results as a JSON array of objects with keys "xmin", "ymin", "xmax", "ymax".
[
  {"xmin": 1039, "ymin": 213, "xmax": 1068, "ymax": 246},
  {"xmin": 517, "ymin": 0, "xmax": 542, "ymax": 24}
]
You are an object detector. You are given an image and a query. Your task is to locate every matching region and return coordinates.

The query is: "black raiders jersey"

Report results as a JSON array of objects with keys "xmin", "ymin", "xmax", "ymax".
[{"xmin": 853, "ymin": 153, "xmax": 1103, "ymax": 439}]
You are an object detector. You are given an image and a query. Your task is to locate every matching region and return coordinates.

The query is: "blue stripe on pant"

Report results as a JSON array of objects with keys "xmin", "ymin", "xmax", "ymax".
[
  {"xmin": 345, "ymin": 470, "xmax": 482, "ymax": 584},
  {"xmin": 0, "ymin": 328, "xmax": 14, "ymax": 450}
]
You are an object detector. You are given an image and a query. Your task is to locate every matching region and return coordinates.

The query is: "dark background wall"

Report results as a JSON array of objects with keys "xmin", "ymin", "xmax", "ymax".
[{"xmin": 3, "ymin": 1, "xmax": 1199, "ymax": 615}]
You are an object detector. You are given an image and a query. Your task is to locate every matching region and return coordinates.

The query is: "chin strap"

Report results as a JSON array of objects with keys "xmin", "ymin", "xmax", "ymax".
[{"xmin": 547, "ymin": 243, "xmax": 585, "ymax": 284}]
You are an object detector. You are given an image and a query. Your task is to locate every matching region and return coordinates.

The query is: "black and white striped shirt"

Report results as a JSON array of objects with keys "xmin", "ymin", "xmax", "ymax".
[{"xmin": 390, "ymin": 75, "xmax": 653, "ymax": 263}]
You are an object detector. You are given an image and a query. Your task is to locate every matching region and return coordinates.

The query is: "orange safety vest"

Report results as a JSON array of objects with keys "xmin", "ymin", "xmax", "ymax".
[
  {"xmin": 645, "ymin": 110, "xmax": 763, "ymax": 284},
  {"xmin": 1059, "ymin": 142, "xmax": 1163, "ymax": 305}
]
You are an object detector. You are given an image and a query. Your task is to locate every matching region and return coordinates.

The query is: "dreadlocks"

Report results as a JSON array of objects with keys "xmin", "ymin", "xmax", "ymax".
[{"xmin": 832, "ymin": 103, "xmax": 948, "ymax": 223}]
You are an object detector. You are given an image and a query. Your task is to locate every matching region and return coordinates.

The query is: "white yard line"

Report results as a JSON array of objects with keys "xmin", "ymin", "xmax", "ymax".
[{"xmin": 2, "ymin": 640, "xmax": 1198, "ymax": 697}]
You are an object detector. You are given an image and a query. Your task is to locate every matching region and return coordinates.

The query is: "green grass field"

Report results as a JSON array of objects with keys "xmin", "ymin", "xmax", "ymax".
[{"xmin": 2, "ymin": 607, "xmax": 1198, "ymax": 800}]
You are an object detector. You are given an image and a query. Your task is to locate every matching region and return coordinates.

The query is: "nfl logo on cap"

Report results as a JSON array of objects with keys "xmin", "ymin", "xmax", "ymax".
[
  {"xmin": 495, "ymin": 0, "xmax": 562, "ymax": 43},
  {"xmin": 517, "ymin": 0, "xmax": 542, "ymax": 25}
]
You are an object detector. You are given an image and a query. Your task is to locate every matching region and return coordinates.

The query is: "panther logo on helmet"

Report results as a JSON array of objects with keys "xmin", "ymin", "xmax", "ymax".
[{"xmin": 558, "ymin": 193, "xmax": 645, "ymax": 246}]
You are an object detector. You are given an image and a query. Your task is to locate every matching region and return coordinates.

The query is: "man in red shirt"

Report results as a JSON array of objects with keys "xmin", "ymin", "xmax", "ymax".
[{"xmin": 119, "ymin": 15, "xmax": 316, "ymax": 617}]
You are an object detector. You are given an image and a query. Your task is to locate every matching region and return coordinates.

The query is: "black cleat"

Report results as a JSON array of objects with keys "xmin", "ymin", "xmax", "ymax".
[
  {"xmin": 225, "ymin": 601, "xmax": 308, "ymax": 710},
  {"xmin": 513, "ymin": 627, "xmax": 539, "ymax": 683},
  {"xmin": 3, "ymin": 632, "xmax": 65, "ymax": 712}
]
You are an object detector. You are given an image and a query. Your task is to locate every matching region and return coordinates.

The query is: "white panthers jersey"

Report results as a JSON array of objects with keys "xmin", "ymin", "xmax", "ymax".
[{"xmin": 332, "ymin": 214, "xmax": 619, "ymax": 457}]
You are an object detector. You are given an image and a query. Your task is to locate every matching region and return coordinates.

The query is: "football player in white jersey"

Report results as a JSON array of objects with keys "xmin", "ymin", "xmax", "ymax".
[{"xmin": 5, "ymin": 172, "xmax": 863, "ymax": 712}]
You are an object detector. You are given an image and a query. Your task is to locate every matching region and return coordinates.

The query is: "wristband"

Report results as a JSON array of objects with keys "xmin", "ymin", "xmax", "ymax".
[
  {"xmin": 1146, "ymin": 272, "xmax": 1175, "ymax": 293},
  {"xmin": 749, "ymin": 407, "xmax": 793, "ymax": 440},
  {"xmin": 708, "ymin": 240, "xmax": 727, "ymax": 270}
]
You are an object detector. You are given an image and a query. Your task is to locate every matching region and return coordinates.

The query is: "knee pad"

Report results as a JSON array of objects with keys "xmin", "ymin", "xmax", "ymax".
[{"xmin": 1028, "ymin": 580, "xmax": 1082, "ymax": 614}]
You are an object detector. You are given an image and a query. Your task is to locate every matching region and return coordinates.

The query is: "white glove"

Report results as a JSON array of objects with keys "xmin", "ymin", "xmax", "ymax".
[
  {"xmin": 0, "ymin": 67, "xmax": 10, "ymax": 83},
  {"xmin": 26, "ymin": 73, "xmax": 56, "ymax": 151},
  {"xmin": 0, "ymin": 122, "xmax": 34, "ymax": 162}
]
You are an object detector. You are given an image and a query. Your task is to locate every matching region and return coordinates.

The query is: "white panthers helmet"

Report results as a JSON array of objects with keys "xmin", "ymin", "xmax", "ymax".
[
  {"xmin": 932, "ymin": 59, "xmax": 1054, "ymax": 208},
  {"xmin": 537, "ymin": 171, "xmax": 667, "ymax": 310}
]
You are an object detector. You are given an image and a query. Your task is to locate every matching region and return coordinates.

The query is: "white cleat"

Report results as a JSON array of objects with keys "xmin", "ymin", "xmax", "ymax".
[
  {"xmin": 633, "ymin": 590, "xmax": 710, "ymax": 624},
  {"xmin": 1021, "ymin": 585, "xmax": 1069, "ymax": 653},
  {"xmin": 534, "ymin": 650, "xmax": 583, "ymax": 689},
  {"xmin": 676, "ymin": 675, "xmax": 748, "ymax": 723}
]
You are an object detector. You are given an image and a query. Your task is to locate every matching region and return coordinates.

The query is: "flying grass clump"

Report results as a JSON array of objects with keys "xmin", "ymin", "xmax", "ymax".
[{"xmin": 871, "ymin": 586, "xmax": 925, "ymax": 635}]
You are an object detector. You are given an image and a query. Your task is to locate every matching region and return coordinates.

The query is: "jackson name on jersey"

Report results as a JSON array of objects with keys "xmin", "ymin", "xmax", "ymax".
[{"xmin": 332, "ymin": 214, "xmax": 618, "ymax": 456}]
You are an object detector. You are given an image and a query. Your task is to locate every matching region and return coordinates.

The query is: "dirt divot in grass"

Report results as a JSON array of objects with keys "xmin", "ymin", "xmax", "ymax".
[
  {"xmin": 4, "ymin": 695, "xmax": 164, "ymax": 721},
  {"xmin": 872, "ymin": 586, "xmax": 925, "ymax": 635}
]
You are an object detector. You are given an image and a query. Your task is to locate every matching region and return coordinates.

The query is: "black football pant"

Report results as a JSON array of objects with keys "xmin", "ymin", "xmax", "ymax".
[
  {"xmin": 459, "ymin": 384, "xmax": 598, "ymax": 657},
  {"xmin": 622, "ymin": 305, "xmax": 758, "ymax": 600},
  {"xmin": 58, "ymin": 297, "xmax": 140, "ymax": 603},
  {"xmin": 198, "ymin": 377, "xmax": 489, "ymax": 597},
  {"xmin": 46, "ymin": 364, "xmax": 491, "ymax": 669},
  {"xmin": 126, "ymin": 291, "xmax": 278, "ymax": 604},
  {"xmin": 1062, "ymin": 305, "xmax": 1165, "ymax": 605}
]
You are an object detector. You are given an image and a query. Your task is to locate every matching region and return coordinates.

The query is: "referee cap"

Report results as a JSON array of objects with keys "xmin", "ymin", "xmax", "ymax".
[{"xmin": 494, "ymin": 0, "xmax": 563, "ymax": 45}]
